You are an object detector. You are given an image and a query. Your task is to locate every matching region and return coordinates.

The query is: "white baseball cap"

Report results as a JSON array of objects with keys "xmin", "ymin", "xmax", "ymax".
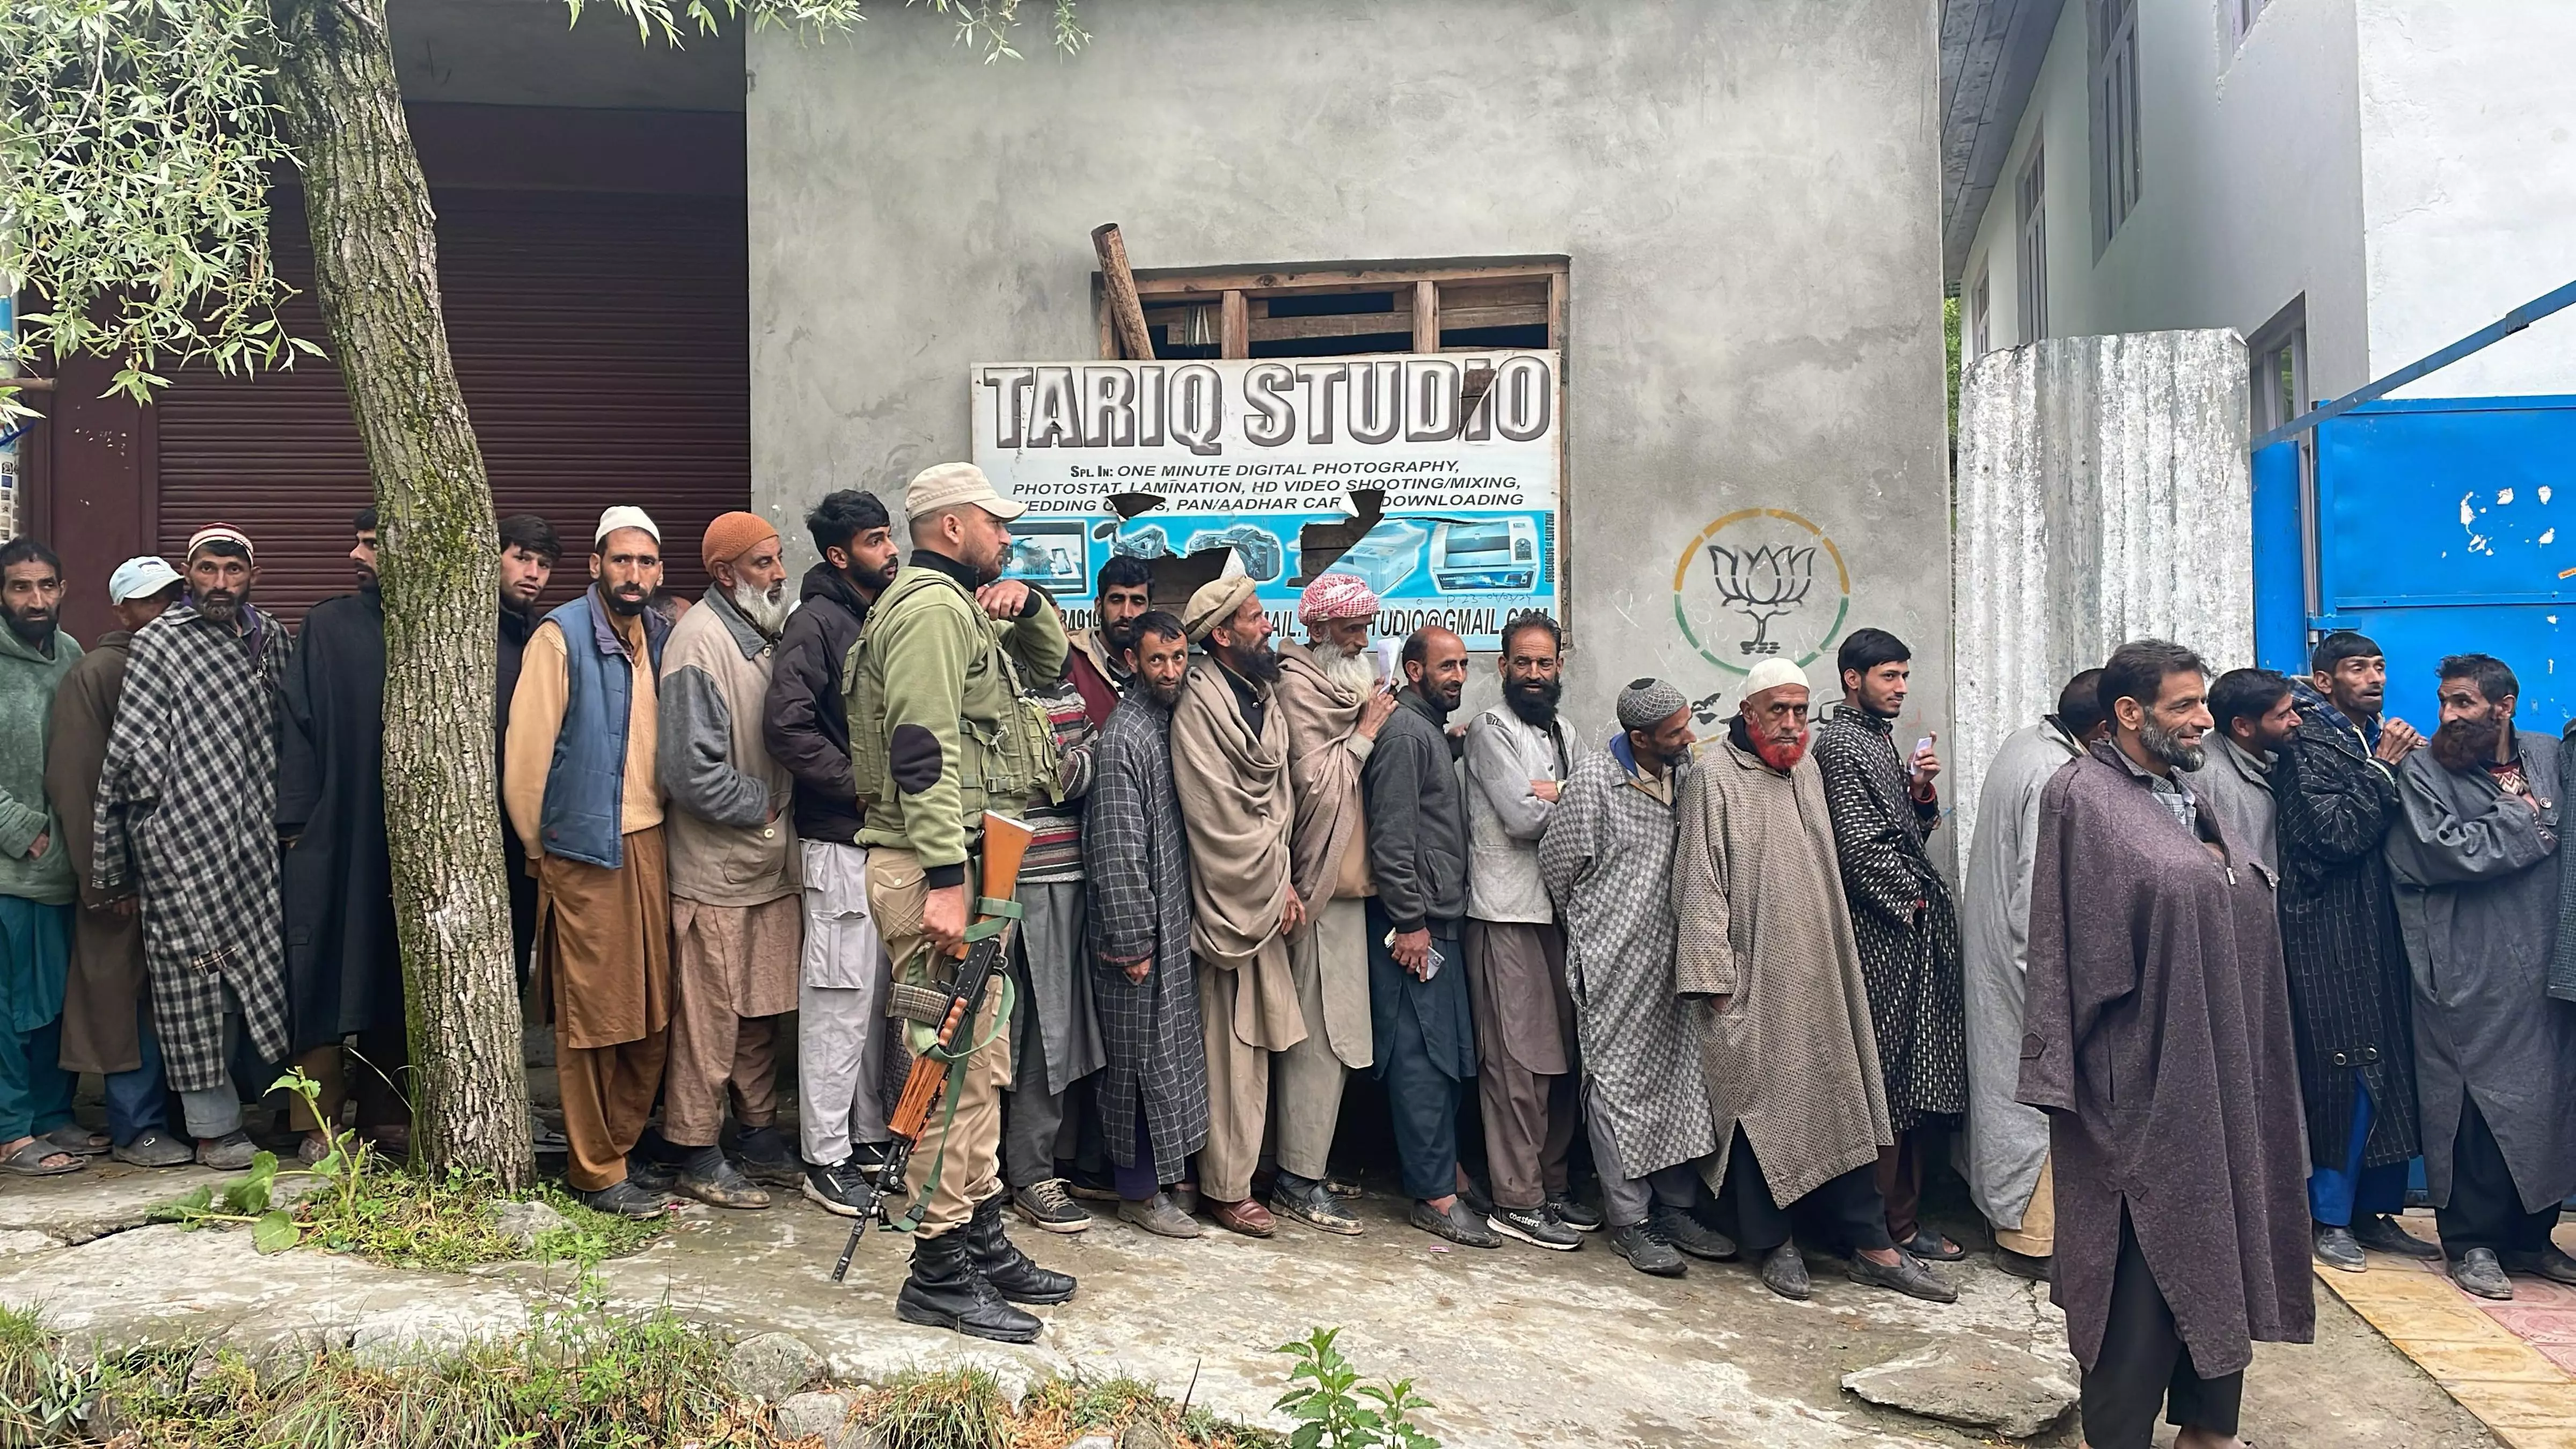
[{"xmin": 108, "ymin": 556, "xmax": 183, "ymax": 604}]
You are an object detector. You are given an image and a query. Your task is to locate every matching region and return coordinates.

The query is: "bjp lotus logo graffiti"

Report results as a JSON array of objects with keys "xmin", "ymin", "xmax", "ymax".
[
  {"xmin": 1706, "ymin": 543, "xmax": 1816, "ymax": 656},
  {"xmin": 1672, "ymin": 509, "xmax": 1850, "ymax": 676}
]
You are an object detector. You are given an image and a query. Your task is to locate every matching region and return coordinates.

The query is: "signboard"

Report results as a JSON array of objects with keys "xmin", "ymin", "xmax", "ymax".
[{"xmin": 970, "ymin": 350, "xmax": 1561, "ymax": 650}]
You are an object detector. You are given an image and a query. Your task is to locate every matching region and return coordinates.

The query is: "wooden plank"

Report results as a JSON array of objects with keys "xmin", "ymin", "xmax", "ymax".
[
  {"xmin": 1222, "ymin": 301, "xmax": 1543, "ymax": 345},
  {"xmin": 1548, "ymin": 270, "xmax": 1568, "ymax": 349},
  {"xmin": 1412, "ymin": 280, "xmax": 1440, "ymax": 353},
  {"xmin": 1220, "ymin": 290, "xmax": 1249, "ymax": 359},
  {"xmin": 1096, "ymin": 289, "xmax": 1118, "ymax": 360},
  {"xmin": 1089, "ymin": 223, "xmax": 1157, "ymax": 360},
  {"xmin": 1130, "ymin": 258, "xmax": 1568, "ymax": 298}
]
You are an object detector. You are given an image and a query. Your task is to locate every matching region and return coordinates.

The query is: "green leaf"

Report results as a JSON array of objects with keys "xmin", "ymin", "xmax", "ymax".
[
  {"xmin": 149, "ymin": 1184, "xmax": 214, "ymax": 1221},
  {"xmin": 247, "ymin": 1149, "xmax": 279, "ymax": 1177},
  {"xmin": 251, "ymin": 1211, "xmax": 300, "ymax": 1255},
  {"xmin": 218, "ymin": 1174, "xmax": 271, "ymax": 1216}
]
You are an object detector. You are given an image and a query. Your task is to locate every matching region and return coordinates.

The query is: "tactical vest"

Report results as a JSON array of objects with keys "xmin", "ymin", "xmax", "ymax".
[{"xmin": 843, "ymin": 568, "xmax": 1062, "ymax": 823}]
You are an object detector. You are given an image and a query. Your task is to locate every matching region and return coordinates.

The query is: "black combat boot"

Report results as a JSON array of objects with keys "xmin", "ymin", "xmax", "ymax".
[
  {"xmin": 895, "ymin": 1229, "xmax": 1042, "ymax": 1343},
  {"xmin": 967, "ymin": 1194, "xmax": 1078, "ymax": 1305}
]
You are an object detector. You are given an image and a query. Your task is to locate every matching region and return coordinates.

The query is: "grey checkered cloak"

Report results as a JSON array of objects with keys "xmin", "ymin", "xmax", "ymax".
[
  {"xmin": 91, "ymin": 601, "xmax": 292, "ymax": 1092},
  {"xmin": 1082, "ymin": 684, "xmax": 1210, "ymax": 1180},
  {"xmin": 1814, "ymin": 704, "xmax": 1967, "ymax": 1130},
  {"xmin": 1537, "ymin": 738, "xmax": 1717, "ymax": 1178}
]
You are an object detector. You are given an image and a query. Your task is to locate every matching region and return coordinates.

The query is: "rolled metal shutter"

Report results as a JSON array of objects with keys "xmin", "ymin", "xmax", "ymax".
[{"xmin": 153, "ymin": 188, "xmax": 749, "ymax": 627}]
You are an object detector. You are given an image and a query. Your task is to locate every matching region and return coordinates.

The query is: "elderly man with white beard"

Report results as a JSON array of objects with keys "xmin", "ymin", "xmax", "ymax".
[
  {"xmin": 1269, "ymin": 573, "xmax": 1395, "ymax": 1233},
  {"xmin": 655, "ymin": 512, "xmax": 803, "ymax": 1208}
]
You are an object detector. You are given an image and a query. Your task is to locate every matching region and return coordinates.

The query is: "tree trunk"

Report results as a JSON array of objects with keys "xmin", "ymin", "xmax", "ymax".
[{"xmin": 270, "ymin": 0, "xmax": 533, "ymax": 1184}]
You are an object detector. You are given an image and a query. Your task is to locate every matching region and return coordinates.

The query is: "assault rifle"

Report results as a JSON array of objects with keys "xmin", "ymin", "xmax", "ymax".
[{"xmin": 832, "ymin": 811, "xmax": 1033, "ymax": 1283}]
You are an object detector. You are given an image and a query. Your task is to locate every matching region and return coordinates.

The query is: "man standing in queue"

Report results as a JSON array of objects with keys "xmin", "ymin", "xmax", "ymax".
[{"xmin": 853, "ymin": 463, "xmax": 1073, "ymax": 1342}]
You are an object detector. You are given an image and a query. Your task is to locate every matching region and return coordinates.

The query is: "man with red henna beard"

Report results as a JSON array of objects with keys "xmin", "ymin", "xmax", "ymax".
[{"xmin": 1671, "ymin": 658, "xmax": 1955, "ymax": 1304}]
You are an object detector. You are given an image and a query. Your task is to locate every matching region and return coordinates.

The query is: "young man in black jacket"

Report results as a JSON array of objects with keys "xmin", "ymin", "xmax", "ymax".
[
  {"xmin": 760, "ymin": 489, "xmax": 901, "ymax": 1213},
  {"xmin": 1363, "ymin": 626, "xmax": 1494, "ymax": 1247}
]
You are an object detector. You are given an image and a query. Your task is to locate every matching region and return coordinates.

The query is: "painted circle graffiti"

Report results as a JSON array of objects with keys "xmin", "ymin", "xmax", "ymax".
[{"xmin": 1671, "ymin": 508, "xmax": 1853, "ymax": 676}]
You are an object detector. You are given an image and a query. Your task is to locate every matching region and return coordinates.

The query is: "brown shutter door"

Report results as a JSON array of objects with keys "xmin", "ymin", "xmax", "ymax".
[{"xmin": 153, "ymin": 188, "xmax": 749, "ymax": 627}]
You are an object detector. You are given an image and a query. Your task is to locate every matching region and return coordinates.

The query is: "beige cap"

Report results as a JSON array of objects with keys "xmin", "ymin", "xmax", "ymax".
[
  {"xmin": 905, "ymin": 462, "xmax": 1027, "ymax": 522},
  {"xmin": 1743, "ymin": 658, "xmax": 1810, "ymax": 697},
  {"xmin": 594, "ymin": 505, "xmax": 661, "ymax": 545}
]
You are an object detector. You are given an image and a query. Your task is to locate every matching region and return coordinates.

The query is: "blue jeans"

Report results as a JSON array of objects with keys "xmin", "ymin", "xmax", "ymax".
[
  {"xmin": 0, "ymin": 1016, "xmax": 74, "ymax": 1143},
  {"xmin": 2309, "ymin": 1083, "xmax": 2408, "ymax": 1227},
  {"xmin": 104, "ymin": 1001, "xmax": 169, "ymax": 1145}
]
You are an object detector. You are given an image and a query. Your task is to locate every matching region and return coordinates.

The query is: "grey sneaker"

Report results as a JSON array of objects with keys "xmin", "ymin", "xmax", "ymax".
[
  {"xmin": 1489, "ymin": 1205, "xmax": 1582, "ymax": 1251},
  {"xmin": 1013, "ymin": 1179, "xmax": 1093, "ymax": 1234},
  {"xmin": 1118, "ymin": 1191, "xmax": 1203, "ymax": 1239},
  {"xmin": 1608, "ymin": 1221, "xmax": 1685, "ymax": 1277},
  {"xmin": 1850, "ymin": 1250, "xmax": 1958, "ymax": 1303},
  {"xmin": 195, "ymin": 1129, "xmax": 258, "ymax": 1170},
  {"xmin": 1650, "ymin": 1203, "xmax": 1737, "ymax": 1261},
  {"xmin": 112, "ymin": 1131, "xmax": 194, "ymax": 1169}
]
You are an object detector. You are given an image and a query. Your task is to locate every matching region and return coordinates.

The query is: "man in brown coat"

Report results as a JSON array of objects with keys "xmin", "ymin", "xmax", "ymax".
[
  {"xmin": 655, "ymin": 513, "xmax": 803, "ymax": 1209},
  {"xmin": 1170, "ymin": 574, "xmax": 1307, "ymax": 1237},
  {"xmin": 1268, "ymin": 573, "xmax": 1392, "ymax": 1234},
  {"xmin": 2020, "ymin": 640, "xmax": 2312, "ymax": 1449},
  {"xmin": 45, "ymin": 559, "xmax": 191, "ymax": 1167},
  {"xmin": 1672, "ymin": 658, "xmax": 1952, "ymax": 1304},
  {"xmin": 504, "ymin": 507, "xmax": 676, "ymax": 1218}
]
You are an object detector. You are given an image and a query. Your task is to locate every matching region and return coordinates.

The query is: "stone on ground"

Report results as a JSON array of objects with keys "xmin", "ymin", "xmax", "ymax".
[
  {"xmin": 773, "ymin": 1388, "xmax": 865, "ymax": 1447},
  {"xmin": 1840, "ymin": 1340, "xmax": 2077, "ymax": 1439},
  {"xmin": 484, "ymin": 1198, "xmax": 568, "ymax": 1247},
  {"xmin": 727, "ymin": 1329, "xmax": 825, "ymax": 1401},
  {"xmin": 1117, "ymin": 1423, "xmax": 1176, "ymax": 1449}
]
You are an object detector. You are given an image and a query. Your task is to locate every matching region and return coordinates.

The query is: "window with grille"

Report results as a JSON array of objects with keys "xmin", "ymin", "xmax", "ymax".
[
  {"xmin": 2017, "ymin": 149, "xmax": 2049, "ymax": 343},
  {"xmin": 1101, "ymin": 260, "xmax": 1565, "ymax": 362},
  {"xmin": 2091, "ymin": 0, "xmax": 2143, "ymax": 248}
]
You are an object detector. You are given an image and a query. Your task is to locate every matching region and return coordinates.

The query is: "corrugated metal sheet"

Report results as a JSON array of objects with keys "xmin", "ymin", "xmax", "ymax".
[
  {"xmin": 155, "ymin": 189, "xmax": 750, "ymax": 626},
  {"xmin": 1951, "ymin": 328, "xmax": 2252, "ymax": 861}
]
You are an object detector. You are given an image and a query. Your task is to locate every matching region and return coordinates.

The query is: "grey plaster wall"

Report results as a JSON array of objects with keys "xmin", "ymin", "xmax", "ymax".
[{"xmin": 747, "ymin": 0, "xmax": 1951, "ymax": 749}]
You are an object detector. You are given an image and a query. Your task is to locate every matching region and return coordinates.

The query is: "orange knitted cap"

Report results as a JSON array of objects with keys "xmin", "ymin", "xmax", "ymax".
[{"xmin": 701, "ymin": 511, "xmax": 779, "ymax": 575}]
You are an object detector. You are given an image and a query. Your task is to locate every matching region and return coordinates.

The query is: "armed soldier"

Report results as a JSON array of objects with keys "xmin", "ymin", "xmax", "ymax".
[{"xmin": 851, "ymin": 463, "xmax": 1075, "ymax": 1342}]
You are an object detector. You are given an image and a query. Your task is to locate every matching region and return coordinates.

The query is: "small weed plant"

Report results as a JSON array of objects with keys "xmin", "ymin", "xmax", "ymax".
[{"xmin": 1271, "ymin": 1328, "xmax": 1440, "ymax": 1449}]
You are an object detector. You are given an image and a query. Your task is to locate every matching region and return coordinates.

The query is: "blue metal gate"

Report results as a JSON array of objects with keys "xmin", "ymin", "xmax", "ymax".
[{"xmin": 2261, "ymin": 395, "xmax": 2576, "ymax": 730}]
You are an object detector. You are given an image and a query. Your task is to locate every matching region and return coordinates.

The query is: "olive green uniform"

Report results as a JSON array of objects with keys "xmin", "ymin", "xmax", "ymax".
[{"xmin": 851, "ymin": 552, "xmax": 1066, "ymax": 1238}]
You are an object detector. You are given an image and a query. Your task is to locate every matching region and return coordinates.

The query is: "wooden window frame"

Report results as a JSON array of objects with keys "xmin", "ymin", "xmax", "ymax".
[
  {"xmin": 2090, "ymin": 0, "xmax": 2143, "ymax": 252},
  {"xmin": 2017, "ymin": 148, "xmax": 2050, "ymax": 344}
]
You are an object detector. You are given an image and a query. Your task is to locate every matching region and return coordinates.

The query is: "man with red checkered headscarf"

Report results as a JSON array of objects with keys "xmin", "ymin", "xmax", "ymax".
[{"xmin": 1265, "ymin": 572, "xmax": 1396, "ymax": 1233}]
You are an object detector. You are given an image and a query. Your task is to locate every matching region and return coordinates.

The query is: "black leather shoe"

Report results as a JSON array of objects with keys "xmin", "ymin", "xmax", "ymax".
[
  {"xmin": 676, "ymin": 1157, "xmax": 771, "ymax": 1210},
  {"xmin": 1757, "ymin": 1243, "xmax": 1811, "ymax": 1300},
  {"xmin": 2501, "ymin": 1244, "xmax": 2576, "ymax": 1286},
  {"xmin": 1851, "ymin": 1250, "xmax": 1958, "ymax": 1302},
  {"xmin": 1270, "ymin": 1176, "xmax": 1364, "ymax": 1236},
  {"xmin": 1410, "ymin": 1198, "xmax": 1501, "ymax": 1248},
  {"xmin": 2314, "ymin": 1225, "xmax": 2367, "ymax": 1272},
  {"xmin": 2351, "ymin": 1213, "xmax": 2442, "ymax": 1260},
  {"xmin": 1996, "ymin": 1248, "xmax": 2052, "ymax": 1282},
  {"xmin": 896, "ymin": 1230, "xmax": 1042, "ymax": 1343},
  {"xmin": 625, "ymin": 1154, "xmax": 676, "ymax": 1193},
  {"xmin": 577, "ymin": 1180, "xmax": 671, "ymax": 1219},
  {"xmin": 2449, "ymin": 1247, "xmax": 2514, "ymax": 1300},
  {"xmin": 965, "ymin": 1195, "xmax": 1077, "ymax": 1305}
]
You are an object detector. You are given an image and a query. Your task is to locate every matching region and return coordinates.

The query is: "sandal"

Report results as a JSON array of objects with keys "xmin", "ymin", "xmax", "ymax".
[
  {"xmin": 43, "ymin": 1125, "xmax": 110, "ymax": 1157},
  {"xmin": 2, "ymin": 1138, "xmax": 87, "ymax": 1176},
  {"xmin": 1899, "ymin": 1227, "xmax": 1968, "ymax": 1262}
]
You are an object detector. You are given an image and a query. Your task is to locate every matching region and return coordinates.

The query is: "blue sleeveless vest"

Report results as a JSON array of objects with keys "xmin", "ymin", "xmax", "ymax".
[{"xmin": 537, "ymin": 589, "xmax": 670, "ymax": 869}]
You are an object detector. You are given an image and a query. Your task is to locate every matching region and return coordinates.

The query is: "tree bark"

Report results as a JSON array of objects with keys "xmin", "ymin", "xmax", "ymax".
[{"xmin": 270, "ymin": 0, "xmax": 533, "ymax": 1184}]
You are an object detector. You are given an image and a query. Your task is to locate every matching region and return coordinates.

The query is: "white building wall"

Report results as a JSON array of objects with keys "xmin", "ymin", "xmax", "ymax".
[
  {"xmin": 2358, "ymin": 0, "xmax": 2576, "ymax": 398},
  {"xmin": 1957, "ymin": 0, "xmax": 2370, "ymax": 399}
]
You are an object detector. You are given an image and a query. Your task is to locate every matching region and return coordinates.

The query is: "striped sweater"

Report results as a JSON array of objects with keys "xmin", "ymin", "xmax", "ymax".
[{"xmin": 1021, "ymin": 672, "xmax": 1099, "ymax": 884}]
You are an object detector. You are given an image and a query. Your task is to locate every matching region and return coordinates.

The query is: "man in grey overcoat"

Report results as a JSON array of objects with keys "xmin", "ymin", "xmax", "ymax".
[{"xmin": 2385, "ymin": 652, "xmax": 2576, "ymax": 1299}]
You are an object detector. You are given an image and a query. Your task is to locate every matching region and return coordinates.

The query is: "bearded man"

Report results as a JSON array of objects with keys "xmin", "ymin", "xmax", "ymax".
[
  {"xmin": 504, "ymin": 507, "xmax": 676, "ymax": 1217},
  {"xmin": 1169, "ymin": 575, "xmax": 1306, "ymax": 1237},
  {"xmin": 47, "ymin": 558, "xmax": 192, "ymax": 1169},
  {"xmin": 0, "ymin": 539, "xmax": 90, "ymax": 1177},
  {"xmin": 2273, "ymin": 631, "xmax": 2434, "ymax": 1276},
  {"xmin": 1812, "ymin": 627, "xmax": 1966, "ymax": 1262},
  {"xmin": 2185, "ymin": 669, "xmax": 2296, "ymax": 877},
  {"xmin": 1066, "ymin": 554, "xmax": 1152, "ymax": 727},
  {"xmin": 1267, "ymin": 572, "xmax": 1394, "ymax": 1234},
  {"xmin": 1673, "ymin": 660, "xmax": 1950, "ymax": 1303},
  {"xmin": 1084, "ymin": 612, "xmax": 1211, "ymax": 1236},
  {"xmin": 1463, "ymin": 613, "xmax": 1588, "ymax": 1249},
  {"xmin": 654, "ymin": 513, "xmax": 802, "ymax": 1208},
  {"xmin": 1365, "ymin": 627, "xmax": 1492, "ymax": 1247},
  {"xmin": 92, "ymin": 525, "xmax": 292, "ymax": 1170},
  {"xmin": 1962, "ymin": 669, "xmax": 2105, "ymax": 1279},
  {"xmin": 2022, "ymin": 640, "xmax": 2311, "ymax": 1449},
  {"xmin": 1539, "ymin": 680, "xmax": 1723, "ymax": 1278},
  {"xmin": 278, "ymin": 509, "xmax": 406, "ymax": 1162},
  {"xmin": 766, "ymin": 489, "xmax": 902, "ymax": 1213},
  {"xmin": 2385, "ymin": 654, "xmax": 2576, "ymax": 1299}
]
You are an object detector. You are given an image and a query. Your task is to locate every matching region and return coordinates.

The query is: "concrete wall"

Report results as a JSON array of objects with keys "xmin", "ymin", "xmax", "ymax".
[
  {"xmin": 2357, "ymin": 0, "xmax": 2576, "ymax": 398},
  {"xmin": 1957, "ymin": 0, "xmax": 2372, "ymax": 398},
  {"xmin": 748, "ymin": 0, "xmax": 1952, "ymax": 749},
  {"xmin": 1951, "ymin": 328, "xmax": 2252, "ymax": 861}
]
